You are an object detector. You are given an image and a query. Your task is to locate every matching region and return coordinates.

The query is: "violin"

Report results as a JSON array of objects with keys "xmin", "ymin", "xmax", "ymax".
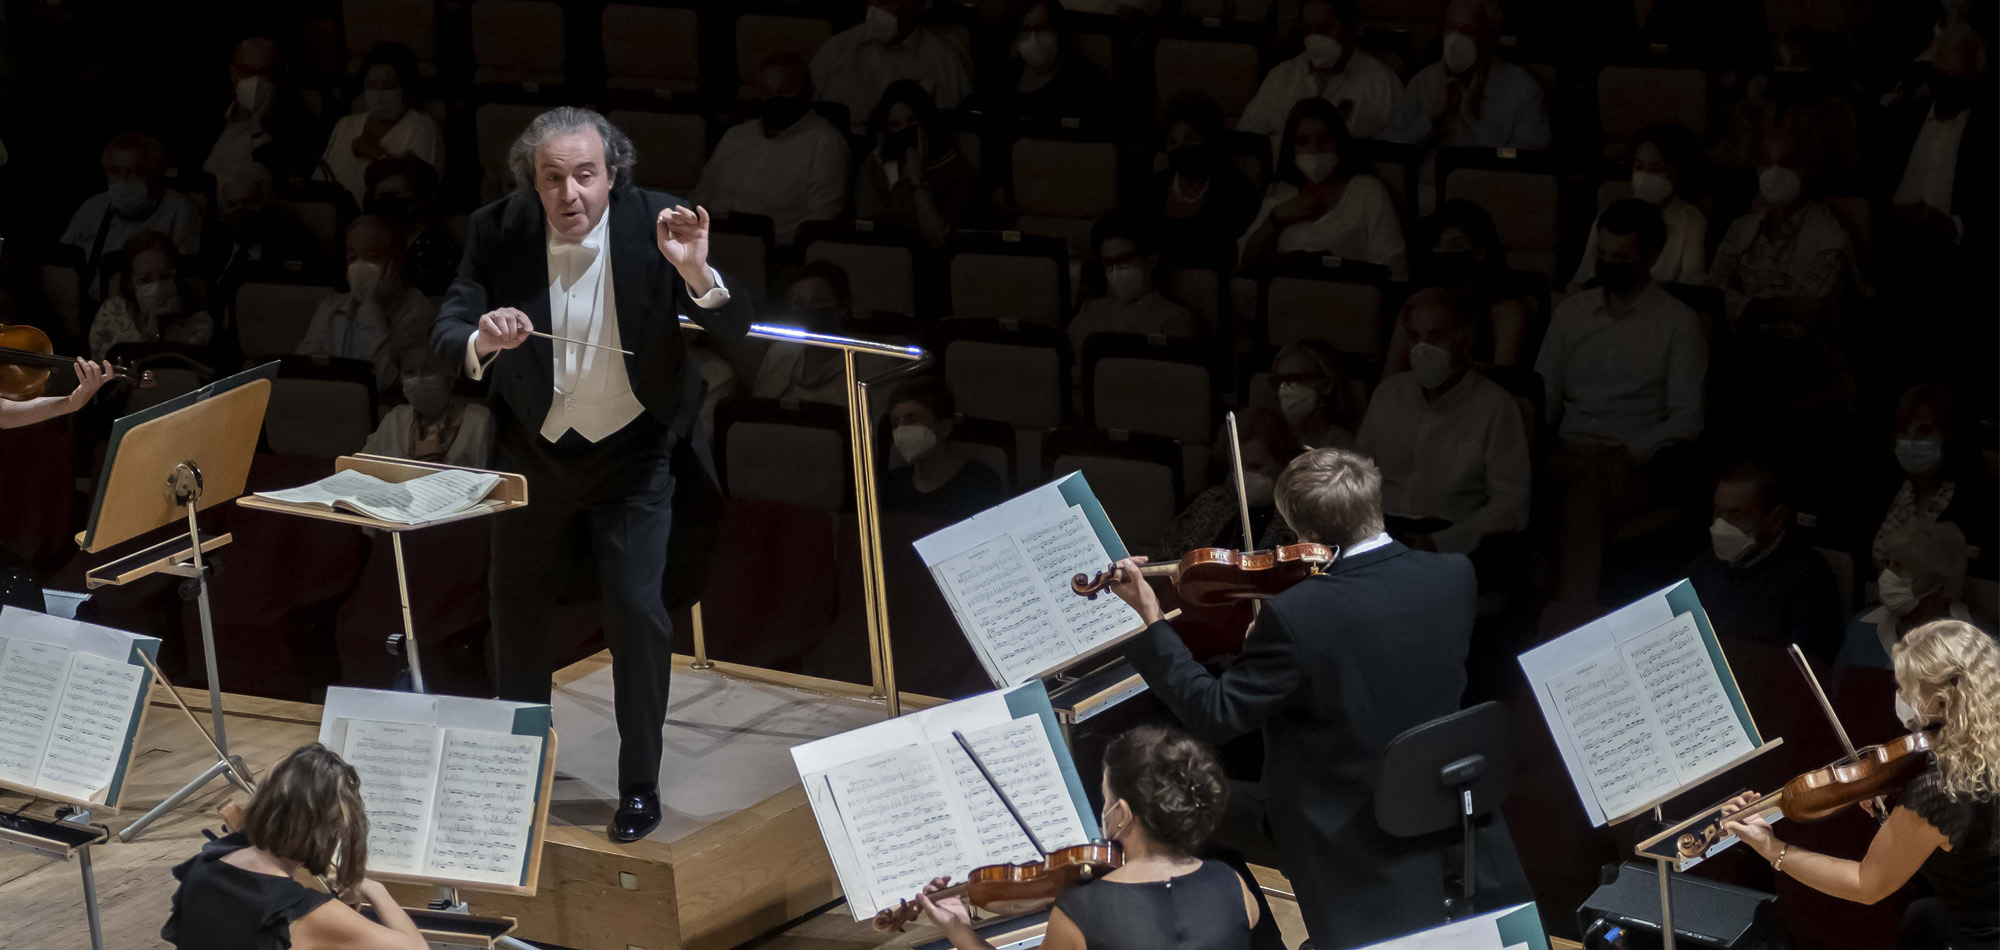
[
  {"xmin": 1720, "ymin": 730, "xmax": 1933, "ymax": 828},
  {"xmin": 0, "ymin": 323, "xmax": 153, "ymax": 401},
  {"xmin": 1070, "ymin": 542, "xmax": 1337, "ymax": 607},
  {"xmin": 874, "ymin": 841, "xmax": 1124, "ymax": 928}
]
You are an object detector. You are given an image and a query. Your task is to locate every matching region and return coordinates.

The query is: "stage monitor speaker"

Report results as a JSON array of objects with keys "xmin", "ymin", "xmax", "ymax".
[{"xmin": 1577, "ymin": 862, "xmax": 1776, "ymax": 949}]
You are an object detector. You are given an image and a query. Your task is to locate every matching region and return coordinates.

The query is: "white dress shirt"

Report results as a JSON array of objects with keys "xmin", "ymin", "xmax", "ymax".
[
  {"xmin": 1345, "ymin": 531, "xmax": 1394, "ymax": 558},
  {"xmin": 809, "ymin": 23, "xmax": 973, "ymax": 132},
  {"xmin": 1238, "ymin": 50, "xmax": 1405, "ymax": 150},
  {"xmin": 464, "ymin": 207, "xmax": 729, "ymax": 443},
  {"xmin": 1893, "ymin": 105, "xmax": 1969, "ymax": 234},
  {"xmin": 1354, "ymin": 369, "xmax": 1532, "ymax": 553},
  {"xmin": 1239, "ymin": 175, "xmax": 1407, "ymax": 279},
  {"xmin": 688, "ymin": 112, "xmax": 849, "ymax": 244},
  {"xmin": 322, "ymin": 108, "xmax": 447, "ymax": 204}
]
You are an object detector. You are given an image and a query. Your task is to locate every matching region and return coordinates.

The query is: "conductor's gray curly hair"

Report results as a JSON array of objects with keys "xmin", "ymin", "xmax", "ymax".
[{"xmin": 507, "ymin": 106, "xmax": 637, "ymax": 194}]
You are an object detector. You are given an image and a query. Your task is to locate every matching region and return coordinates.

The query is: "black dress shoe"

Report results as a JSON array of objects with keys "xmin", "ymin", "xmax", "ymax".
[{"xmin": 609, "ymin": 787, "xmax": 662, "ymax": 843}]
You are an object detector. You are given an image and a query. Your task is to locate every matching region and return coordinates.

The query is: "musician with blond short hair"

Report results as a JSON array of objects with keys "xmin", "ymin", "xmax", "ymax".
[{"xmin": 1103, "ymin": 446, "xmax": 1528, "ymax": 949}]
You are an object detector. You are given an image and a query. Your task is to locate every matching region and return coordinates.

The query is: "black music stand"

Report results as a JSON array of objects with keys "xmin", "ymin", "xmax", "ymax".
[{"xmin": 1374, "ymin": 701, "xmax": 1513, "ymax": 920}]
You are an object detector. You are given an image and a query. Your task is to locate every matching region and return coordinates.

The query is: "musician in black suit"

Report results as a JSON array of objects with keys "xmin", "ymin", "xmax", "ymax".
[
  {"xmin": 429, "ymin": 107, "xmax": 751, "ymax": 842},
  {"xmin": 1102, "ymin": 447, "xmax": 1529, "ymax": 949}
]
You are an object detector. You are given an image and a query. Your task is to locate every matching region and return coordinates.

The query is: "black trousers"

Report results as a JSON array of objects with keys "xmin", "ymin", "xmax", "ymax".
[{"xmin": 490, "ymin": 412, "xmax": 675, "ymax": 794}]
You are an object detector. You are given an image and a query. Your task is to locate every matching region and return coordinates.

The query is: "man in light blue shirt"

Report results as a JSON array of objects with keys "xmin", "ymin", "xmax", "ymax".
[{"xmin": 1382, "ymin": 0, "xmax": 1551, "ymax": 153}]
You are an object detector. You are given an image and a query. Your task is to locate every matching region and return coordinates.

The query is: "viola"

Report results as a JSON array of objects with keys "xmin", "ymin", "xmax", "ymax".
[
  {"xmin": 874, "ymin": 841, "xmax": 1123, "ymax": 928},
  {"xmin": 0, "ymin": 324, "xmax": 152, "ymax": 401},
  {"xmin": 1070, "ymin": 543, "xmax": 1336, "ymax": 607}
]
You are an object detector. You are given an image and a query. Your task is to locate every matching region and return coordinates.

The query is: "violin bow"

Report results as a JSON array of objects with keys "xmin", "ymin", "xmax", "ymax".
[
  {"xmin": 952, "ymin": 731, "xmax": 1049, "ymax": 858},
  {"xmin": 1787, "ymin": 643, "xmax": 1889, "ymax": 818},
  {"xmin": 1226, "ymin": 411, "xmax": 1255, "ymax": 553}
]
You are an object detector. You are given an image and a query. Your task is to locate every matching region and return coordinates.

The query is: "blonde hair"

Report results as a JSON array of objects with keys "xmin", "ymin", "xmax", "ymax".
[
  {"xmin": 1893, "ymin": 620, "xmax": 2000, "ymax": 802},
  {"xmin": 1274, "ymin": 447, "xmax": 1384, "ymax": 549},
  {"xmin": 240, "ymin": 743, "xmax": 370, "ymax": 892}
]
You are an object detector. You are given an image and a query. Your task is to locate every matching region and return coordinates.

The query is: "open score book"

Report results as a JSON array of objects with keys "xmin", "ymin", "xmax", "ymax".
[
  {"xmin": 0, "ymin": 607, "xmax": 158, "ymax": 808},
  {"xmin": 253, "ymin": 468, "xmax": 502, "ymax": 525},
  {"xmin": 791, "ymin": 682, "xmax": 1097, "ymax": 919}
]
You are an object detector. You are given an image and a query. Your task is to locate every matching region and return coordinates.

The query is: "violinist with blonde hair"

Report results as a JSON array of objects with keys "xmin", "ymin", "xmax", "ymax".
[{"xmin": 1722, "ymin": 619, "xmax": 2000, "ymax": 950}]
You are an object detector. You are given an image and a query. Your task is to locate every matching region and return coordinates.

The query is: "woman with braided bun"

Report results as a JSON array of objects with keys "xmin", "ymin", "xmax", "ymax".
[{"xmin": 881, "ymin": 724, "xmax": 1260, "ymax": 950}]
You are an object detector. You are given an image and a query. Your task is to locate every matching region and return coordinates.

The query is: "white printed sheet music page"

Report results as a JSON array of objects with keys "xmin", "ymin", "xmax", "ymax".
[
  {"xmin": 935, "ymin": 717, "xmax": 1090, "ymax": 863},
  {"xmin": 0, "ymin": 635, "xmax": 146, "ymax": 801},
  {"xmin": 338, "ymin": 719, "xmax": 543, "ymax": 884},
  {"xmin": 254, "ymin": 468, "xmax": 502, "ymax": 525},
  {"xmin": 0, "ymin": 638, "xmax": 67, "ymax": 788},
  {"xmin": 341, "ymin": 719, "xmax": 445, "ymax": 876}
]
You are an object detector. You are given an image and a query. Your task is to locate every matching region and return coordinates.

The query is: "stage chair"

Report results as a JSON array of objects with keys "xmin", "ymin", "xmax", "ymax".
[
  {"xmin": 474, "ymin": 102, "xmax": 548, "ymax": 199},
  {"xmin": 470, "ymin": 0, "xmax": 567, "ymax": 92},
  {"xmin": 735, "ymin": 13, "xmax": 834, "ymax": 100},
  {"xmin": 715, "ymin": 397, "xmax": 853, "ymax": 512},
  {"xmin": 1153, "ymin": 31, "xmax": 1262, "ymax": 124},
  {"xmin": 1083, "ymin": 333, "xmax": 1215, "ymax": 494},
  {"xmin": 264, "ymin": 356, "xmax": 380, "ymax": 458},
  {"xmin": 343, "ymin": 0, "xmax": 438, "ymax": 74},
  {"xmin": 602, "ymin": 5, "xmax": 700, "ymax": 97},
  {"xmin": 1262, "ymin": 256, "xmax": 1392, "ymax": 357},
  {"xmin": 1374, "ymin": 700, "xmax": 1513, "ymax": 919},
  {"xmin": 235, "ymin": 282, "xmax": 334, "ymax": 357},
  {"xmin": 800, "ymin": 221, "xmax": 922, "ymax": 320},
  {"xmin": 1597, "ymin": 66, "xmax": 1708, "ymax": 146},
  {"xmin": 609, "ymin": 108, "xmax": 709, "ymax": 194},
  {"xmin": 1043, "ymin": 427, "xmax": 1183, "ymax": 550},
  {"xmin": 946, "ymin": 232, "xmax": 1070, "ymax": 328},
  {"xmin": 1439, "ymin": 148, "xmax": 1562, "ymax": 282}
]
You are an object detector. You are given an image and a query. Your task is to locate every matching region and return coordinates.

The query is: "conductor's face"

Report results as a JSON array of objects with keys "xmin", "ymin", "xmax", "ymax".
[{"xmin": 536, "ymin": 127, "xmax": 614, "ymax": 243}]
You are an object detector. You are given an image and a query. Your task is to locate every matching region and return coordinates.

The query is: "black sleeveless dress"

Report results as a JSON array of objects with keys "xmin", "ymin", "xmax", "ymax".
[
  {"xmin": 1904, "ymin": 761, "xmax": 2000, "ymax": 950},
  {"xmin": 1052, "ymin": 858, "xmax": 1252, "ymax": 950},
  {"xmin": 162, "ymin": 832, "xmax": 334, "ymax": 950}
]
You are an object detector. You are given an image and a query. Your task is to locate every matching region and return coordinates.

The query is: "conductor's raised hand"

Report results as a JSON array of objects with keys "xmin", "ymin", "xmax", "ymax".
[
  {"xmin": 656, "ymin": 204, "xmax": 713, "ymax": 291},
  {"xmin": 475, "ymin": 307, "xmax": 533, "ymax": 356},
  {"xmin": 1103, "ymin": 556, "xmax": 1163, "ymax": 625}
]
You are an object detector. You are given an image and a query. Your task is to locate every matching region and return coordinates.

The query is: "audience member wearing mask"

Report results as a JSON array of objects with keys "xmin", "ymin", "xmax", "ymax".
[
  {"xmin": 1383, "ymin": 0, "xmax": 1552, "ymax": 154},
  {"xmin": 87, "ymin": 230, "xmax": 214, "ymax": 359},
  {"xmin": 321, "ymin": 43, "xmax": 444, "ymax": 205},
  {"xmin": 203, "ymin": 37, "xmax": 320, "ymax": 181},
  {"xmin": 751, "ymin": 262, "xmax": 856, "ymax": 406},
  {"xmin": 690, "ymin": 54, "xmax": 849, "ymax": 246},
  {"xmin": 295, "ymin": 215, "xmax": 436, "ymax": 391},
  {"xmin": 1388, "ymin": 200, "xmax": 1536, "ymax": 371},
  {"xmin": 1714, "ymin": 27, "xmax": 1861, "ymax": 183},
  {"xmin": 1148, "ymin": 94, "xmax": 1261, "ymax": 265},
  {"xmin": 1837, "ymin": 520, "xmax": 1979, "ymax": 672},
  {"xmin": 61, "ymin": 133, "xmax": 204, "ymax": 282},
  {"xmin": 879, "ymin": 376, "xmax": 1005, "ymax": 523},
  {"xmin": 362, "ymin": 370, "xmax": 494, "ymax": 468},
  {"xmin": 1266, "ymin": 340, "xmax": 1357, "ymax": 450},
  {"xmin": 965, "ymin": 0, "xmax": 1111, "ymax": 127},
  {"xmin": 854, "ymin": 81, "xmax": 977, "ymax": 249},
  {"xmin": 1238, "ymin": 0, "xmax": 1405, "ymax": 154},
  {"xmin": 1066, "ymin": 213, "xmax": 1198, "ymax": 353},
  {"xmin": 810, "ymin": 0, "xmax": 972, "ymax": 133},
  {"xmin": 1356, "ymin": 289, "xmax": 1529, "ymax": 564},
  {"xmin": 1149, "ymin": 409, "xmax": 1303, "ymax": 559},
  {"xmin": 1885, "ymin": 25, "xmax": 1994, "ymax": 273},
  {"xmin": 1536, "ymin": 199, "xmax": 1708, "ymax": 632},
  {"xmin": 1239, "ymin": 98, "xmax": 1406, "ymax": 278},
  {"xmin": 1570, "ymin": 124, "xmax": 1709, "ymax": 292},
  {"xmin": 1710, "ymin": 127, "xmax": 1855, "ymax": 325},
  {"xmin": 1870, "ymin": 384, "xmax": 1997, "ymax": 580},
  {"xmin": 1684, "ymin": 460, "xmax": 1843, "ymax": 661},
  {"xmin": 202, "ymin": 163, "xmax": 325, "ymax": 310},
  {"xmin": 362, "ymin": 156, "xmax": 460, "ymax": 295}
]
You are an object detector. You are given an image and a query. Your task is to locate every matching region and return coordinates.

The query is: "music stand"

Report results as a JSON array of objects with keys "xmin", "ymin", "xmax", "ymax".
[
  {"xmin": 73, "ymin": 363, "xmax": 277, "ymax": 841},
  {"xmin": 1373, "ymin": 701, "xmax": 1514, "ymax": 920}
]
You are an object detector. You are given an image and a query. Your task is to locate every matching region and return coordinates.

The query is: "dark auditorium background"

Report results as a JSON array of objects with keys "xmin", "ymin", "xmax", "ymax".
[{"xmin": 0, "ymin": 0, "xmax": 1992, "ymax": 946}]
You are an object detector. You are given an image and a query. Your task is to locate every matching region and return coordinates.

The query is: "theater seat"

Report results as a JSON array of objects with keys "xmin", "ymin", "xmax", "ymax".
[
  {"xmin": 236, "ymin": 282, "xmax": 334, "ymax": 357},
  {"xmin": 263, "ymin": 356, "xmax": 379, "ymax": 458},
  {"xmin": 471, "ymin": 0, "xmax": 567, "ymax": 91},
  {"xmin": 602, "ymin": 5, "xmax": 700, "ymax": 96},
  {"xmin": 1043, "ymin": 428, "xmax": 1183, "ymax": 550},
  {"xmin": 947, "ymin": 233, "xmax": 1069, "ymax": 328},
  {"xmin": 609, "ymin": 109, "xmax": 708, "ymax": 194},
  {"xmin": 716, "ymin": 397, "xmax": 852, "ymax": 512},
  {"xmin": 345, "ymin": 0, "xmax": 438, "ymax": 74}
]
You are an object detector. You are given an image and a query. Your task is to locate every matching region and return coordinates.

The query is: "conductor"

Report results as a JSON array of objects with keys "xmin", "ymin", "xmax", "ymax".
[{"xmin": 430, "ymin": 107, "xmax": 750, "ymax": 842}]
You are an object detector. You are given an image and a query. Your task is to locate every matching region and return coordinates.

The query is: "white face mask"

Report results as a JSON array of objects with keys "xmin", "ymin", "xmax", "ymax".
[
  {"xmin": 1631, "ymin": 171, "xmax": 1674, "ymax": 204},
  {"xmin": 1878, "ymin": 568, "xmax": 1920, "ymax": 615},
  {"xmin": 1016, "ymin": 31, "xmax": 1058, "ymax": 68},
  {"xmin": 1304, "ymin": 33, "xmax": 1344, "ymax": 69},
  {"xmin": 1442, "ymin": 31, "xmax": 1479, "ymax": 73},
  {"xmin": 864, "ymin": 5, "xmax": 900, "ymax": 43},
  {"xmin": 132, "ymin": 278, "xmax": 177, "ymax": 317},
  {"xmin": 1099, "ymin": 798, "xmax": 1125, "ymax": 839},
  {"xmin": 235, "ymin": 75, "xmax": 272, "ymax": 114},
  {"xmin": 108, "ymin": 179, "xmax": 152, "ymax": 218},
  {"xmin": 1295, "ymin": 151, "xmax": 1339, "ymax": 183},
  {"xmin": 363, "ymin": 88, "xmax": 406, "ymax": 121},
  {"xmin": 1408, "ymin": 341, "xmax": 1455, "ymax": 389},
  {"xmin": 893, "ymin": 423, "xmax": 938, "ymax": 462},
  {"xmin": 1894, "ymin": 692, "xmax": 1930, "ymax": 731},
  {"xmin": 1895, "ymin": 437, "xmax": 1943, "ymax": 476},
  {"xmin": 347, "ymin": 260, "xmax": 384, "ymax": 298},
  {"xmin": 1277, "ymin": 381, "xmax": 1319, "ymax": 422},
  {"xmin": 1709, "ymin": 518, "xmax": 1757, "ymax": 564},
  {"xmin": 1241, "ymin": 471, "xmax": 1275, "ymax": 507},
  {"xmin": 1758, "ymin": 165, "xmax": 1802, "ymax": 207},
  {"xmin": 1106, "ymin": 263, "xmax": 1146, "ymax": 303}
]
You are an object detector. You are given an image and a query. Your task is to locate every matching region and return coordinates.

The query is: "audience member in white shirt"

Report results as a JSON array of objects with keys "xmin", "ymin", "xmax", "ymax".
[
  {"xmin": 61, "ymin": 133, "xmax": 203, "ymax": 282},
  {"xmin": 1383, "ymin": 0, "xmax": 1551, "ymax": 154},
  {"xmin": 1239, "ymin": 0, "xmax": 1405, "ymax": 154},
  {"xmin": 1239, "ymin": 98, "xmax": 1406, "ymax": 278},
  {"xmin": 296, "ymin": 215, "xmax": 436, "ymax": 393},
  {"xmin": 1067, "ymin": 212, "xmax": 1199, "ymax": 354},
  {"xmin": 363, "ymin": 370, "xmax": 494, "ymax": 468},
  {"xmin": 322, "ymin": 43, "xmax": 445, "ymax": 205},
  {"xmin": 1571, "ymin": 124, "xmax": 1709, "ymax": 292},
  {"xmin": 1356, "ymin": 288, "xmax": 1529, "ymax": 560},
  {"xmin": 203, "ymin": 36, "xmax": 319, "ymax": 180},
  {"xmin": 690, "ymin": 54, "xmax": 849, "ymax": 245},
  {"xmin": 810, "ymin": 0, "xmax": 972, "ymax": 133}
]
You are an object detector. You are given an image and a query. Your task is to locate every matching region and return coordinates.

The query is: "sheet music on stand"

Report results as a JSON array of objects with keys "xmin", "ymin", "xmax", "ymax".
[
  {"xmin": 1518, "ymin": 581, "xmax": 1778, "ymax": 828},
  {"xmin": 1349, "ymin": 902, "xmax": 1550, "ymax": 950},
  {"xmin": 912, "ymin": 473, "xmax": 1147, "ymax": 689},
  {"xmin": 0, "ymin": 607, "xmax": 160, "ymax": 811},
  {"xmin": 790, "ymin": 681, "xmax": 1097, "ymax": 919}
]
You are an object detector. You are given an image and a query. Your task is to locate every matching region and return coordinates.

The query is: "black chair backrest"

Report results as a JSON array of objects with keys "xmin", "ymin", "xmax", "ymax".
[{"xmin": 1374, "ymin": 701, "xmax": 1513, "ymax": 839}]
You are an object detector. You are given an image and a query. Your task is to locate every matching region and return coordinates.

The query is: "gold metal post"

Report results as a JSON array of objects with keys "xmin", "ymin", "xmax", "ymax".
[
  {"xmin": 843, "ymin": 349, "xmax": 888, "ymax": 700},
  {"xmin": 689, "ymin": 601, "xmax": 713, "ymax": 670},
  {"xmin": 854, "ymin": 370, "xmax": 899, "ymax": 716}
]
